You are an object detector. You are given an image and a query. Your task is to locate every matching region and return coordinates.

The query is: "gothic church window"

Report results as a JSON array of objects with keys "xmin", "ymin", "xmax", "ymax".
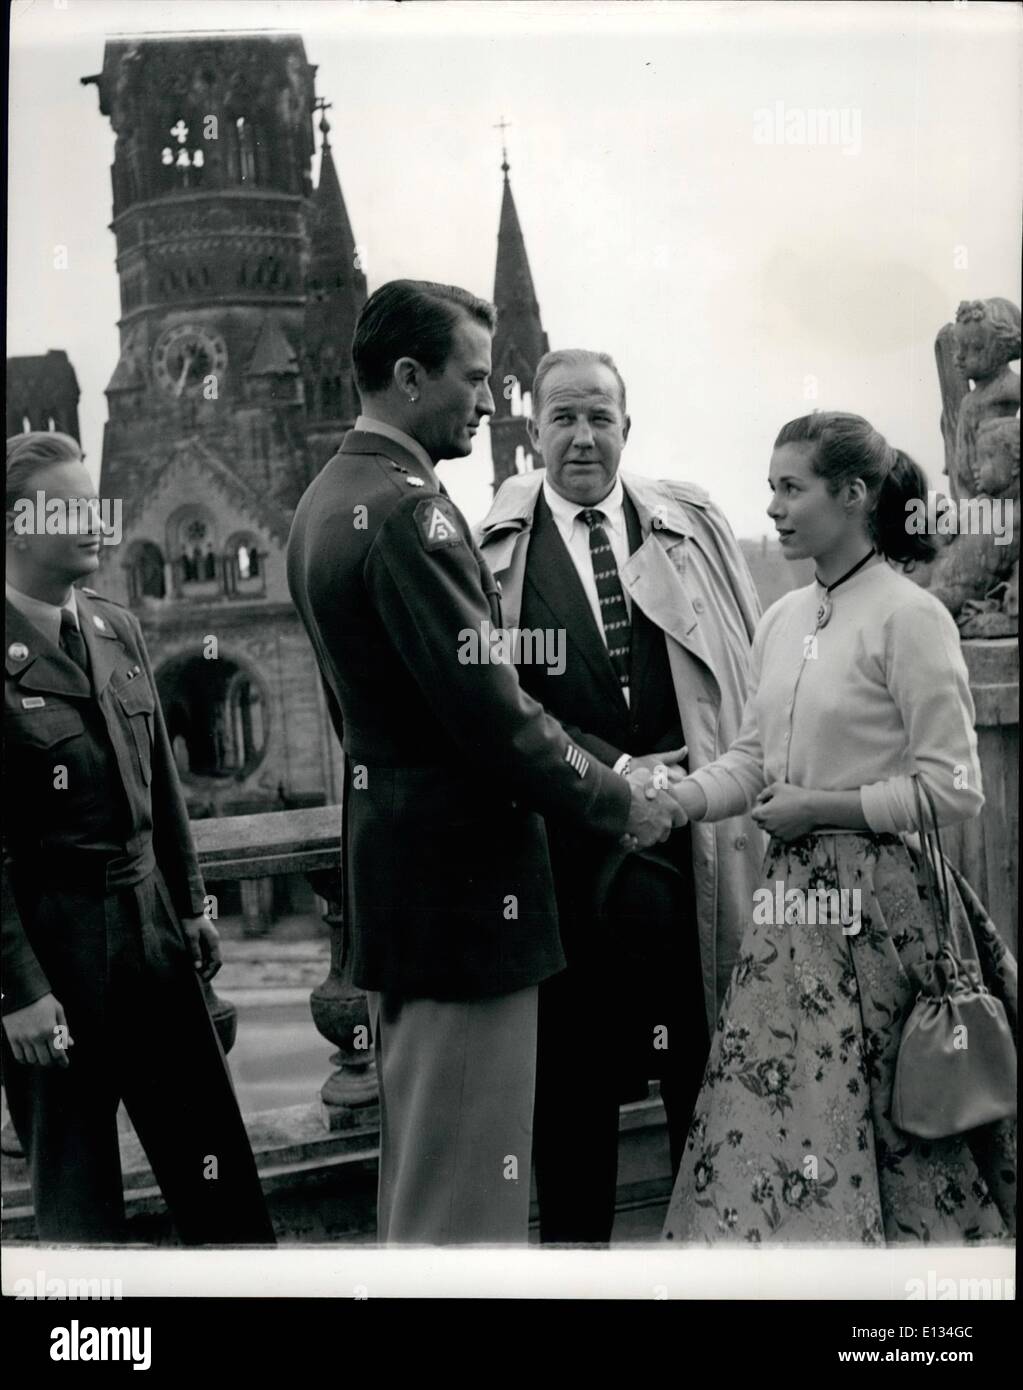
[
  {"xmin": 235, "ymin": 116, "xmax": 257, "ymax": 184},
  {"xmin": 126, "ymin": 540, "xmax": 167, "ymax": 602},
  {"xmin": 225, "ymin": 531, "xmax": 266, "ymax": 597}
]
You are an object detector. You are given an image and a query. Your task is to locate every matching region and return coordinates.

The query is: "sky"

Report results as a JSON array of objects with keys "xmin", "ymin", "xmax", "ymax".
[{"xmin": 7, "ymin": 0, "xmax": 1022, "ymax": 538}]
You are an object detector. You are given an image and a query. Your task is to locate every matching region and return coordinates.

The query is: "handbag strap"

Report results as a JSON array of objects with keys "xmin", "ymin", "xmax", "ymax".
[{"xmin": 912, "ymin": 774, "xmax": 953, "ymax": 958}]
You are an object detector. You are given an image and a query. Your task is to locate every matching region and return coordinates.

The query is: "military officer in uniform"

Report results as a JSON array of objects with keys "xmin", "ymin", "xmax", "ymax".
[
  {"xmin": 3, "ymin": 431, "xmax": 274, "ymax": 1244},
  {"xmin": 287, "ymin": 280, "xmax": 680, "ymax": 1244}
]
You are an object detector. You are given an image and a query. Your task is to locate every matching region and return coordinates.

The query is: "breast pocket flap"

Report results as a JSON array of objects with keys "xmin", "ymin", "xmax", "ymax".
[
  {"xmin": 115, "ymin": 679, "xmax": 156, "ymax": 716},
  {"xmin": 8, "ymin": 706, "xmax": 86, "ymax": 747}
]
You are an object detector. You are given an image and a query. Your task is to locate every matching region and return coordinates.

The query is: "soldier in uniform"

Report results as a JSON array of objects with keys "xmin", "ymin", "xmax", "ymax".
[
  {"xmin": 3, "ymin": 431, "xmax": 274, "ymax": 1244},
  {"xmin": 287, "ymin": 280, "xmax": 680, "ymax": 1244}
]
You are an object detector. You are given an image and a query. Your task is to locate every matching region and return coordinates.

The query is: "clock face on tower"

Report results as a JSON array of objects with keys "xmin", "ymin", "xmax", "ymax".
[{"xmin": 153, "ymin": 324, "xmax": 229, "ymax": 397}]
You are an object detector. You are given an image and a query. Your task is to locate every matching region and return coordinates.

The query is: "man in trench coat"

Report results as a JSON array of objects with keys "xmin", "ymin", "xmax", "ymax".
[{"xmin": 476, "ymin": 348, "xmax": 765, "ymax": 1242}]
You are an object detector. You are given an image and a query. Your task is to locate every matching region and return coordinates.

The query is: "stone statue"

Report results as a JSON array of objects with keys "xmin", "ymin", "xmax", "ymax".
[
  {"xmin": 937, "ymin": 298, "xmax": 1020, "ymax": 501},
  {"xmin": 926, "ymin": 298, "xmax": 1020, "ymax": 635},
  {"xmin": 927, "ymin": 416, "xmax": 1020, "ymax": 637}
]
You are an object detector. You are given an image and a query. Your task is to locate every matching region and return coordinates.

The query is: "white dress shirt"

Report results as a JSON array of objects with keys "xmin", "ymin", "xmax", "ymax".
[
  {"xmin": 541, "ymin": 472, "xmax": 632, "ymax": 714},
  {"xmin": 6, "ymin": 580, "xmax": 80, "ymax": 649}
]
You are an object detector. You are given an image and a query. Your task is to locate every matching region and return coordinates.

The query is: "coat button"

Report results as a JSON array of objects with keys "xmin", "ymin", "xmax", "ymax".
[
  {"xmin": 734, "ymin": 834, "xmax": 748, "ymax": 850},
  {"xmin": 693, "ymin": 598, "xmax": 705, "ymax": 613}
]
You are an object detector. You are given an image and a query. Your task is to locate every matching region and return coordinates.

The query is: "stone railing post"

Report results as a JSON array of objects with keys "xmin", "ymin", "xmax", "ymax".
[
  {"xmin": 944, "ymin": 638, "xmax": 1019, "ymax": 946},
  {"xmin": 307, "ymin": 866, "xmax": 379, "ymax": 1132}
]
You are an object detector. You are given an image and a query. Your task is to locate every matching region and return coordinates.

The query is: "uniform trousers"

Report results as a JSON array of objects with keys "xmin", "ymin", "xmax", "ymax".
[
  {"xmin": 3, "ymin": 869, "xmax": 274, "ymax": 1244},
  {"xmin": 366, "ymin": 984, "xmax": 538, "ymax": 1244}
]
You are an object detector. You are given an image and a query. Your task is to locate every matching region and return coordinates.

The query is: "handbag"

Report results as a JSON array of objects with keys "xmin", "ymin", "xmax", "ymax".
[{"xmin": 890, "ymin": 776, "xmax": 1018, "ymax": 1139}]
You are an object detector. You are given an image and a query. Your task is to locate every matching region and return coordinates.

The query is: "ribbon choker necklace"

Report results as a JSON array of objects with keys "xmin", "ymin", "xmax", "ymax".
[{"xmin": 814, "ymin": 549, "xmax": 875, "ymax": 628}]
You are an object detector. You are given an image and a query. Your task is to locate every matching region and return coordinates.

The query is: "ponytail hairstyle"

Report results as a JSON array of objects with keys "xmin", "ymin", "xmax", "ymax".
[
  {"xmin": 6, "ymin": 431, "xmax": 83, "ymax": 512},
  {"xmin": 774, "ymin": 412, "xmax": 937, "ymax": 568}
]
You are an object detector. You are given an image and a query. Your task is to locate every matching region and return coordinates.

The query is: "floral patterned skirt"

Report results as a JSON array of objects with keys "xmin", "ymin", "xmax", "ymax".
[{"xmin": 662, "ymin": 832, "xmax": 1017, "ymax": 1245}]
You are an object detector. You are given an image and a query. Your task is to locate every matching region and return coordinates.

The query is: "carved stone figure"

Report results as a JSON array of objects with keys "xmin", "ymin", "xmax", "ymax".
[
  {"xmin": 927, "ymin": 415, "xmax": 1020, "ymax": 637},
  {"xmin": 927, "ymin": 298, "xmax": 1021, "ymax": 632},
  {"xmin": 936, "ymin": 298, "xmax": 1020, "ymax": 502}
]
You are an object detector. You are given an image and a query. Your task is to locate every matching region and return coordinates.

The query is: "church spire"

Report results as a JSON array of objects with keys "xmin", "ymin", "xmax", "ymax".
[
  {"xmin": 302, "ymin": 101, "xmax": 368, "ymax": 461},
  {"xmin": 310, "ymin": 103, "xmax": 359, "ymax": 268},
  {"xmin": 489, "ymin": 129, "xmax": 550, "ymax": 493}
]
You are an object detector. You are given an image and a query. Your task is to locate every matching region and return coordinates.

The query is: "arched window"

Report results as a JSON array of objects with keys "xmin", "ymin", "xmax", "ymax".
[
  {"xmin": 235, "ymin": 116, "xmax": 257, "ymax": 184},
  {"xmin": 156, "ymin": 653, "xmax": 269, "ymax": 782},
  {"xmin": 224, "ymin": 532, "xmax": 266, "ymax": 598},
  {"xmin": 168, "ymin": 506, "xmax": 220, "ymax": 594},
  {"xmin": 126, "ymin": 539, "xmax": 167, "ymax": 603}
]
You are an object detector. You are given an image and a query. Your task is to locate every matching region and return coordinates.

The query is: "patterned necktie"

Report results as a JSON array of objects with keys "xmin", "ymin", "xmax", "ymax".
[
  {"xmin": 59, "ymin": 610, "xmax": 90, "ymax": 676},
  {"xmin": 579, "ymin": 508, "xmax": 631, "ymax": 691}
]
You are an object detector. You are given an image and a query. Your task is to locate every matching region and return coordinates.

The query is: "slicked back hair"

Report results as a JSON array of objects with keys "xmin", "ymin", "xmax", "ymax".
[{"xmin": 352, "ymin": 279, "xmax": 497, "ymax": 395}]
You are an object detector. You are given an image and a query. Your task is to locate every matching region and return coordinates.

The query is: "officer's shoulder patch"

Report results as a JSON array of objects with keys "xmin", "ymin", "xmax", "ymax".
[{"xmin": 413, "ymin": 496, "xmax": 462, "ymax": 551}]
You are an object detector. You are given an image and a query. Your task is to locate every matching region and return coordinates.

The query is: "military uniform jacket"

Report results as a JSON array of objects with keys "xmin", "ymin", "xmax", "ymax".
[
  {"xmin": 3, "ymin": 590, "xmax": 206, "ymax": 1015},
  {"xmin": 286, "ymin": 429, "xmax": 632, "ymax": 1000}
]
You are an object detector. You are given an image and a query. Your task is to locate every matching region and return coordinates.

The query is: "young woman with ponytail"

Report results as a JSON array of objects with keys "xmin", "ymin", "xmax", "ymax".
[{"xmin": 662, "ymin": 411, "xmax": 1015, "ymax": 1245}]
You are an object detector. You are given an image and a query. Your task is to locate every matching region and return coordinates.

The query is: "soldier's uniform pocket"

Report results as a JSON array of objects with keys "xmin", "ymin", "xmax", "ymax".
[
  {"xmin": 114, "ymin": 678, "xmax": 155, "ymax": 786},
  {"xmin": 7, "ymin": 704, "xmax": 87, "ymax": 749}
]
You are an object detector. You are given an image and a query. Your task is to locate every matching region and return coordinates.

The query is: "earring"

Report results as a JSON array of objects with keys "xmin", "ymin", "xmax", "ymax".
[{"xmin": 407, "ymin": 393, "xmax": 418, "ymax": 404}]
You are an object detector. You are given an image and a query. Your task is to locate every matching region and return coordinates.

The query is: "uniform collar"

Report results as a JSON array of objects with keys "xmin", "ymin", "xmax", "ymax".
[
  {"xmin": 5, "ymin": 580, "xmax": 80, "ymax": 650},
  {"xmin": 354, "ymin": 415, "xmax": 436, "ymax": 477}
]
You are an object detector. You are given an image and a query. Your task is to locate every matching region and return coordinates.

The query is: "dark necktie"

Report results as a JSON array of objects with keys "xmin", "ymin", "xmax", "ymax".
[
  {"xmin": 59, "ymin": 610, "xmax": 90, "ymax": 676},
  {"xmin": 579, "ymin": 508, "xmax": 631, "ymax": 691}
]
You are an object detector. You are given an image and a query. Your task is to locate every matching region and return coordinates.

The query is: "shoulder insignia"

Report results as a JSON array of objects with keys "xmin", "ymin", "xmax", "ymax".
[
  {"xmin": 79, "ymin": 586, "xmax": 128, "ymax": 608},
  {"xmin": 414, "ymin": 496, "xmax": 462, "ymax": 551}
]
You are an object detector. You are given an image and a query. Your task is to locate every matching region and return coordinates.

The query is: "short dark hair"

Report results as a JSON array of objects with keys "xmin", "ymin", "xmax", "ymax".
[
  {"xmin": 774, "ymin": 412, "xmax": 937, "ymax": 568},
  {"xmin": 532, "ymin": 349, "xmax": 628, "ymax": 418},
  {"xmin": 352, "ymin": 280, "xmax": 497, "ymax": 395}
]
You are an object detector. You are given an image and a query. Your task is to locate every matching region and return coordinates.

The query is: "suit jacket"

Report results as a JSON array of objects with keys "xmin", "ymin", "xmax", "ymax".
[
  {"xmin": 3, "ymin": 589, "xmax": 206, "ymax": 1015},
  {"xmin": 285, "ymin": 429, "xmax": 632, "ymax": 1000},
  {"xmin": 477, "ymin": 469, "xmax": 766, "ymax": 1028},
  {"xmin": 514, "ymin": 492, "xmax": 691, "ymax": 958}
]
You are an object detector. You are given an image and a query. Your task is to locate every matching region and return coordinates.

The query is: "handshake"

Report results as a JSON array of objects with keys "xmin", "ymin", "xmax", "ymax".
[{"xmin": 618, "ymin": 746, "xmax": 701, "ymax": 853}]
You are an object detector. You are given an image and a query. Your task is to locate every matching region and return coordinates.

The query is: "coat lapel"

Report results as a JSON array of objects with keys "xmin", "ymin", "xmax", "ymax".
[
  {"xmin": 525, "ymin": 493, "xmax": 626, "ymax": 708},
  {"xmin": 5, "ymin": 599, "xmax": 92, "ymax": 700},
  {"xmin": 619, "ymin": 480, "xmax": 718, "ymax": 680},
  {"xmin": 75, "ymin": 591, "xmax": 128, "ymax": 697}
]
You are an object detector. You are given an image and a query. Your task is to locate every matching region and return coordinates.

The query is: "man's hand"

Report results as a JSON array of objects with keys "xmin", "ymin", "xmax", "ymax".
[
  {"xmin": 629, "ymin": 746, "xmax": 688, "ymax": 776},
  {"xmin": 181, "ymin": 915, "xmax": 222, "ymax": 981},
  {"xmin": 2, "ymin": 993, "xmax": 73, "ymax": 1068},
  {"xmin": 751, "ymin": 783, "xmax": 820, "ymax": 841},
  {"xmin": 620, "ymin": 767, "xmax": 682, "ymax": 851}
]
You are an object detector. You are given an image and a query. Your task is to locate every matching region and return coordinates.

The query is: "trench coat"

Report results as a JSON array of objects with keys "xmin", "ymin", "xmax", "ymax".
[{"xmin": 477, "ymin": 469, "xmax": 766, "ymax": 1028}]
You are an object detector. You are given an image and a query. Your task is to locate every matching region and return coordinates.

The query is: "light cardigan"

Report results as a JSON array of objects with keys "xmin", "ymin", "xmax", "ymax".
[{"xmin": 688, "ymin": 556, "xmax": 984, "ymax": 832}]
